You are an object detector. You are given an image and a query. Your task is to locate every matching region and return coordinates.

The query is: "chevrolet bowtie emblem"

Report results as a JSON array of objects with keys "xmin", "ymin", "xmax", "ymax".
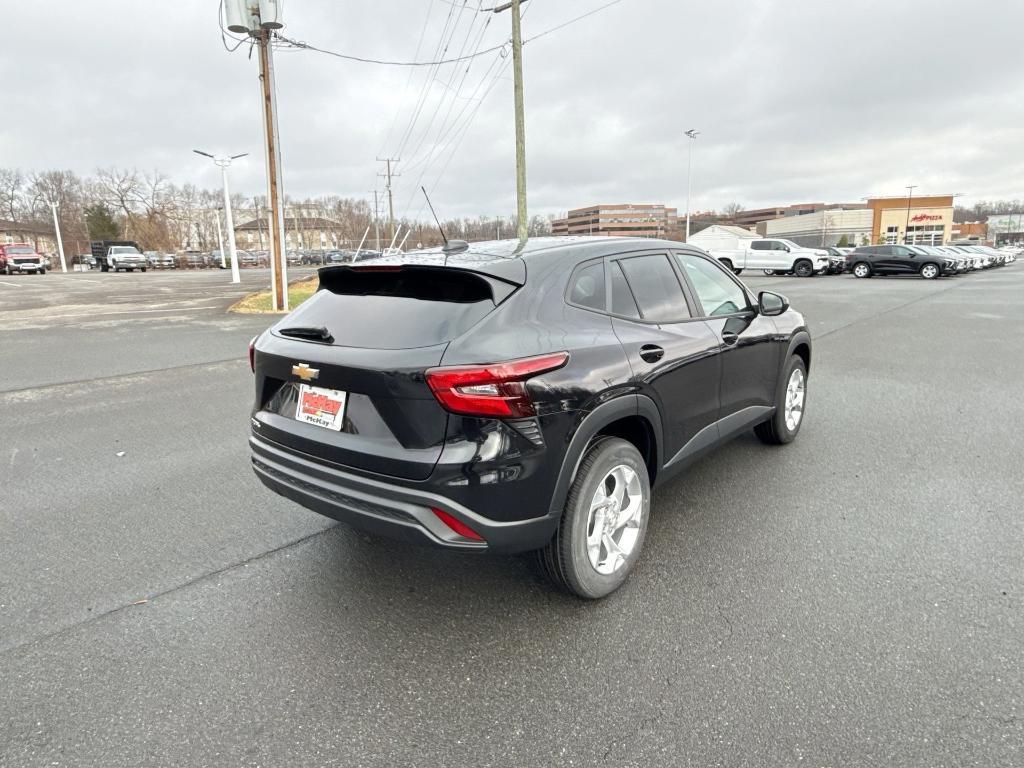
[{"xmin": 292, "ymin": 363, "xmax": 319, "ymax": 381}]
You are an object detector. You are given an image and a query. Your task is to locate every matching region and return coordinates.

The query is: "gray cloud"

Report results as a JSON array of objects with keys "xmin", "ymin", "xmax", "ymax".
[{"xmin": 3, "ymin": 0, "xmax": 1022, "ymax": 220}]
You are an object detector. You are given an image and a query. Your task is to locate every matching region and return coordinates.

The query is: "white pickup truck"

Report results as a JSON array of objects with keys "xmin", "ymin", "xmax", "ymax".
[
  {"xmin": 90, "ymin": 240, "xmax": 148, "ymax": 273},
  {"xmin": 708, "ymin": 238, "xmax": 830, "ymax": 277}
]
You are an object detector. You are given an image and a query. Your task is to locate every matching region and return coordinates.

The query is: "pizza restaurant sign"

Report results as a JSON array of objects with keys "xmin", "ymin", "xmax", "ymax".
[{"xmin": 910, "ymin": 213, "xmax": 944, "ymax": 223}]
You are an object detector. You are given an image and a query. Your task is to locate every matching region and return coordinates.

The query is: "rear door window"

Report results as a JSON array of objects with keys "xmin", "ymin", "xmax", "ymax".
[
  {"xmin": 751, "ymin": 241, "xmax": 770, "ymax": 251},
  {"xmin": 617, "ymin": 254, "xmax": 689, "ymax": 322}
]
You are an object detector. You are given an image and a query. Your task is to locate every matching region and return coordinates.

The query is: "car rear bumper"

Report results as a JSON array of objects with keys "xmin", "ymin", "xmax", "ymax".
[{"xmin": 250, "ymin": 433, "xmax": 559, "ymax": 553}]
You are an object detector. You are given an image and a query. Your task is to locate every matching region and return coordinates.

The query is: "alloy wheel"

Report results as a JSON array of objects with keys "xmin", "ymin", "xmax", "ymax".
[
  {"xmin": 585, "ymin": 465, "xmax": 644, "ymax": 575},
  {"xmin": 784, "ymin": 368, "xmax": 805, "ymax": 432},
  {"xmin": 854, "ymin": 263, "xmax": 870, "ymax": 278}
]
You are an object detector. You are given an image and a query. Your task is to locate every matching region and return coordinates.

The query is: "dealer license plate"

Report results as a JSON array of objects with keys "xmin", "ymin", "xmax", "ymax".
[{"xmin": 295, "ymin": 384, "xmax": 347, "ymax": 431}]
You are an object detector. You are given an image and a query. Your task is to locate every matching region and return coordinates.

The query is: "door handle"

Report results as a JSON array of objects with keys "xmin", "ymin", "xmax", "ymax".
[
  {"xmin": 639, "ymin": 344, "xmax": 664, "ymax": 363},
  {"xmin": 721, "ymin": 332, "xmax": 739, "ymax": 346}
]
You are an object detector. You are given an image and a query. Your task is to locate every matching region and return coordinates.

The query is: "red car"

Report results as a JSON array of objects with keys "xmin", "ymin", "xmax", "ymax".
[{"xmin": 0, "ymin": 243, "xmax": 47, "ymax": 274}]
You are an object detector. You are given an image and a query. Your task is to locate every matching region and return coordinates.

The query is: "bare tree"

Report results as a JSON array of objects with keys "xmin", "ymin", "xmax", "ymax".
[{"xmin": 0, "ymin": 168, "xmax": 25, "ymax": 221}]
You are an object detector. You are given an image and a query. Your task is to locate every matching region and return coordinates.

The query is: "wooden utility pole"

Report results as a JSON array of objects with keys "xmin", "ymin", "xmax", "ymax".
[
  {"xmin": 377, "ymin": 158, "xmax": 400, "ymax": 244},
  {"xmin": 494, "ymin": 0, "xmax": 529, "ymax": 242},
  {"xmin": 258, "ymin": 29, "xmax": 287, "ymax": 311}
]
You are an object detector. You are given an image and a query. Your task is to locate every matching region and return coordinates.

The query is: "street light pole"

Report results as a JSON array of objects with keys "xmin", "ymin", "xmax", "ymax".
[
  {"xmin": 49, "ymin": 201, "xmax": 68, "ymax": 273},
  {"xmin": 904, "ymin": 184, "xmax": 917, "ymax": 245},
  {"xmin": 194, "ymin": 149, "xmax": 247, "ymax": 283},
  {"xmin": 685, "ymin": 129, "xmax": 700, "ymax": 241},
  {"xmin": 214, "ymin": 208, "xmax": 226, "ymax": 268}
]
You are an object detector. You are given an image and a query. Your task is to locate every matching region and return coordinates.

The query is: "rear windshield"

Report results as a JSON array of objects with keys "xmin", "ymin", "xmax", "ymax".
[{"xmin": 279, "ymin": 267, "xmax": 503, "ymax": 349}]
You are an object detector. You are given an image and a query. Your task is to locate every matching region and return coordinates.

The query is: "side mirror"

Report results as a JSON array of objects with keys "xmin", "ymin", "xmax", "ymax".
[
  {"xmin": 782, "ymin": 245, "xmax": 790, "ymax": 252},
  {"xmin": 758, "ymin": 290, "xmax": 789, "ymax": 316}
]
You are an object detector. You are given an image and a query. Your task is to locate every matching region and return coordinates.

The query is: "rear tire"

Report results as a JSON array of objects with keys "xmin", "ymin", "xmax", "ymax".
[
  {"xmin": 794, "ymin": 259, "xmax": 814, "ymax": 278},
  {"xmin": 853, "ymin": 262, "xmax": 871, "ymax": 278},
  {"xmin": 763, "ymin": 269, "xmax": 775, "ymax": 275},
  {"xmin": 537, "ymin": 437, "xmax": 650, "ymax": 599},
  {"xmin": 718, "ymin": 258, "xmax": 735, "ymax": 274},
  {"xmin": 755, "ymin": 354, "xmax": 807, "ymax": 445}
]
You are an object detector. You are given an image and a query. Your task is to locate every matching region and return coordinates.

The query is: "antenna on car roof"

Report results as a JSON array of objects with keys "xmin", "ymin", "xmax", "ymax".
[{"xmin": 421, "ymin": 186, "xmax": 448, "ymax": 248}]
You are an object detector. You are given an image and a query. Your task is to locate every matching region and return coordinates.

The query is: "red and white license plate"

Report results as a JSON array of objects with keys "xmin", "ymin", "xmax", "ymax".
[{"xmin": 295, "ymin": 384, "xmax": 347, "ymax": 431}]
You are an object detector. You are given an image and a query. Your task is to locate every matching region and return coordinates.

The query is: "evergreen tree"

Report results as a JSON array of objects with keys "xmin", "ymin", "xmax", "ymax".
[{"xmin": 85, "ymin": 203, "xmax": 120, "ymax": 241}]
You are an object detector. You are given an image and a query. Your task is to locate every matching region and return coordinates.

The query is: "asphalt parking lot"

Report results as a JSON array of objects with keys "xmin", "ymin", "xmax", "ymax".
[{"xmin": 1, "ymin": 265, "xmax": 1021, "ymax": 767}]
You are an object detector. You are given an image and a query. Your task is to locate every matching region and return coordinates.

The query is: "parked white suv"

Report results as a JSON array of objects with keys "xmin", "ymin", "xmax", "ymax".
[{"xmin": 708, "ymin": 238, "xmax": 830, "ymax": 277}]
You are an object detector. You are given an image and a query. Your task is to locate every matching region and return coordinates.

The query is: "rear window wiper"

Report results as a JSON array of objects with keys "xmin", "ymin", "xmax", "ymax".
[{"xmin": 278, "ymin": 325, "xmax": 334, "ymax": 344}]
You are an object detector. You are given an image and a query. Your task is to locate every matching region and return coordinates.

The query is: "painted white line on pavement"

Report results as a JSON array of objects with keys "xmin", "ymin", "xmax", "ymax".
[{"xmin": 0, "ymin": 280, "xmax": 24, "ymax": 287}]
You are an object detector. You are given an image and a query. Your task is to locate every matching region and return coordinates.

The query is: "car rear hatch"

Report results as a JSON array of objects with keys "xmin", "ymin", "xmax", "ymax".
[{"xmin": 253, "ymin": 262, "xmax": 522, "ymax": 480}]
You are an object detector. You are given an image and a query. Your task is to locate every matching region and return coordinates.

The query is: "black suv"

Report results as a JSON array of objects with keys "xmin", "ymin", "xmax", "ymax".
[
  {"xmin": 249, "ymin": 238, "xmax": 811, "ymax": 598},
  {"xmin": 847, "ymin": 245, "xmax": 954, "ymax": 279}
]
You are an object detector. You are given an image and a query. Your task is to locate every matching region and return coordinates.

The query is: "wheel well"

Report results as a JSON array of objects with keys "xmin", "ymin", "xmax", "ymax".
[
  {"xmin": 594, "ymin": 415, "xmax": 657, "ymax": 485},
  {"xmin": 792, "ymin": 342, "xmax": 810, "ymax": 373}
]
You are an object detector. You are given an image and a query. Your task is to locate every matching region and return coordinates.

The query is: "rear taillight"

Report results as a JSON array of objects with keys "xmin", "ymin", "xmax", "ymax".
[
  {"xmin": 425, "ymin": 352, "xmax": 569, "ymax": 418},
  {"xmin": 248, "ymin": 336, "xmax": 257, "ymax": 373}
]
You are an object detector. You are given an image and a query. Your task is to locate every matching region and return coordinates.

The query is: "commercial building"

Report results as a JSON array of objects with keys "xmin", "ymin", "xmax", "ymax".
[
  {"xmin": 552, "ymin": 204, "xmax": 678, "ymax": 238},
  {"xmin": 731, "ymin": 202, "xmax": 862, "ymax": 230},
  {"xmin": 0, "ymin": 219, "xmax": 57, "ymax": 254},
  {"xmin": 764, "ymin": 208, "xmax": 874, "ymax": 248},
  {"xmin": 867, "ymin": 195, "xmax": 954, "ymax": 246},
  {"xmin": 235, "ymin": 215, "xmax": 344, "ymax": 251},
  {"xmin": 985, "ymin": 213, "xmax": 1024, "ymax": 246}
]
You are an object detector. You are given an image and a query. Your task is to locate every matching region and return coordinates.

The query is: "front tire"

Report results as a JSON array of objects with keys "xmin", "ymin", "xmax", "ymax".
[
  {"xmin": 755, "ymin": 355, "xmax": 807, "ymax": 445},
  {"xmin": 852, "ymin": 262, "xmax": 871, "ymax": 278},
  {"xmin": 794, "ymin": 259, "xmax": 814, "ymax": 278},
  {"xmin": 538, "ymin": 437, "xmax": 651, "ymax": 599},
  {"xmin": 920, "ymin": 263, "xmax": 940, "ymax": 279}
]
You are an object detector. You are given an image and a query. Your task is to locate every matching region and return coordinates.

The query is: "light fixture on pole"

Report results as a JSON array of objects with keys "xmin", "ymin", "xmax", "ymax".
[
  {"xmin": 49, "ymin": 201, "xmax": 68, "ymax": 273},
  {"xmin": 904, "ymin": 184, "xmax": 917, "ymax": 244},
  {"xmin": 193, "ymin": 149, "xmax": 247, "ymax": 283},
  {"xmin": 684, "ymin": 129, "xmax": 700, "ymax": 241}
]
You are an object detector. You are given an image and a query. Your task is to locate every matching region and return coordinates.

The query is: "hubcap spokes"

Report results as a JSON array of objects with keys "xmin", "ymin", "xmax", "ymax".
[
  {"xmin": 784, "ymin": 368, "xmax": 805, "ymax": 431},
  {"xmin": 586, "ymin": 465, "xmax": 643, "ymax": 575}
]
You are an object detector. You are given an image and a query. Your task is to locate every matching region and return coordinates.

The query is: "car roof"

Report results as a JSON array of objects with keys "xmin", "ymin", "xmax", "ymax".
[{"xmin": 321, "ymin": 236, "xmax": 702, "ymax": 285}]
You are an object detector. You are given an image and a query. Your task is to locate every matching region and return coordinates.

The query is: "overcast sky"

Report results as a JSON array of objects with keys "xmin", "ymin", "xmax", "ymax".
[{"xmin": 3, "ymin": 0, "xmax": 1023, "ymax": 220}]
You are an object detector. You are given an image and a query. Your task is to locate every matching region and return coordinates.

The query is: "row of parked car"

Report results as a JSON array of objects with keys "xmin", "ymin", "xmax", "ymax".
[
  {"xmin": 705, "ymin": 237, "xmax": 1019, "ymax": 280},
  {"xmin": 843, "ymin": 244, "xmax": 1018, "ymax": 279},
  {"xmin": 76, "ymin": 248, "xmax": 389, "ymax": 270}
]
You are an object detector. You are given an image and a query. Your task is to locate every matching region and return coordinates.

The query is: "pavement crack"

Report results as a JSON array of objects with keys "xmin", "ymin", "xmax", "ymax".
[
  {"xmin": 0, "ymin": 526, "xmax": 335, "ymax": 658},
  {"xmin": 0, "ymin": 356, "xmax": 249, "ymax": 396}
]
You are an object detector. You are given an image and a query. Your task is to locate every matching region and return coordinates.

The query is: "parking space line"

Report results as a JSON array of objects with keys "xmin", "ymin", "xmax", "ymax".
[{"xmin": 0, "ymin": 280, "xmax": 23, "ymax": 287}]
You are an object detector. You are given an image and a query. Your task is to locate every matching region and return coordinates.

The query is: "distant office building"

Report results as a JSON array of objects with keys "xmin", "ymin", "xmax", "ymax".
[
  {"xmin": 985, "ymin": 213, "xmax": 1024, "ymax": 246},
  {"xmin": 552, "ymin": 204, "xmax": 678, "ymax": 238},
  {"xmin": 764, "ymin": 209, "xmax": 874, "ymax": 248}
]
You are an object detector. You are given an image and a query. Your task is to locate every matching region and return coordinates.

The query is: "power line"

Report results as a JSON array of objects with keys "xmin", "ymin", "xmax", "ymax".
[
  {"xmin": 272, "ymin": 30, "xmax": 505, "ymax": 67},
  {"xmin": 269, "ymin": 0, "xmax": 625, "ymax": 67},
  {"xmin": 378, "ymin": 0, "xmax": 437, "ymax": 156}
]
